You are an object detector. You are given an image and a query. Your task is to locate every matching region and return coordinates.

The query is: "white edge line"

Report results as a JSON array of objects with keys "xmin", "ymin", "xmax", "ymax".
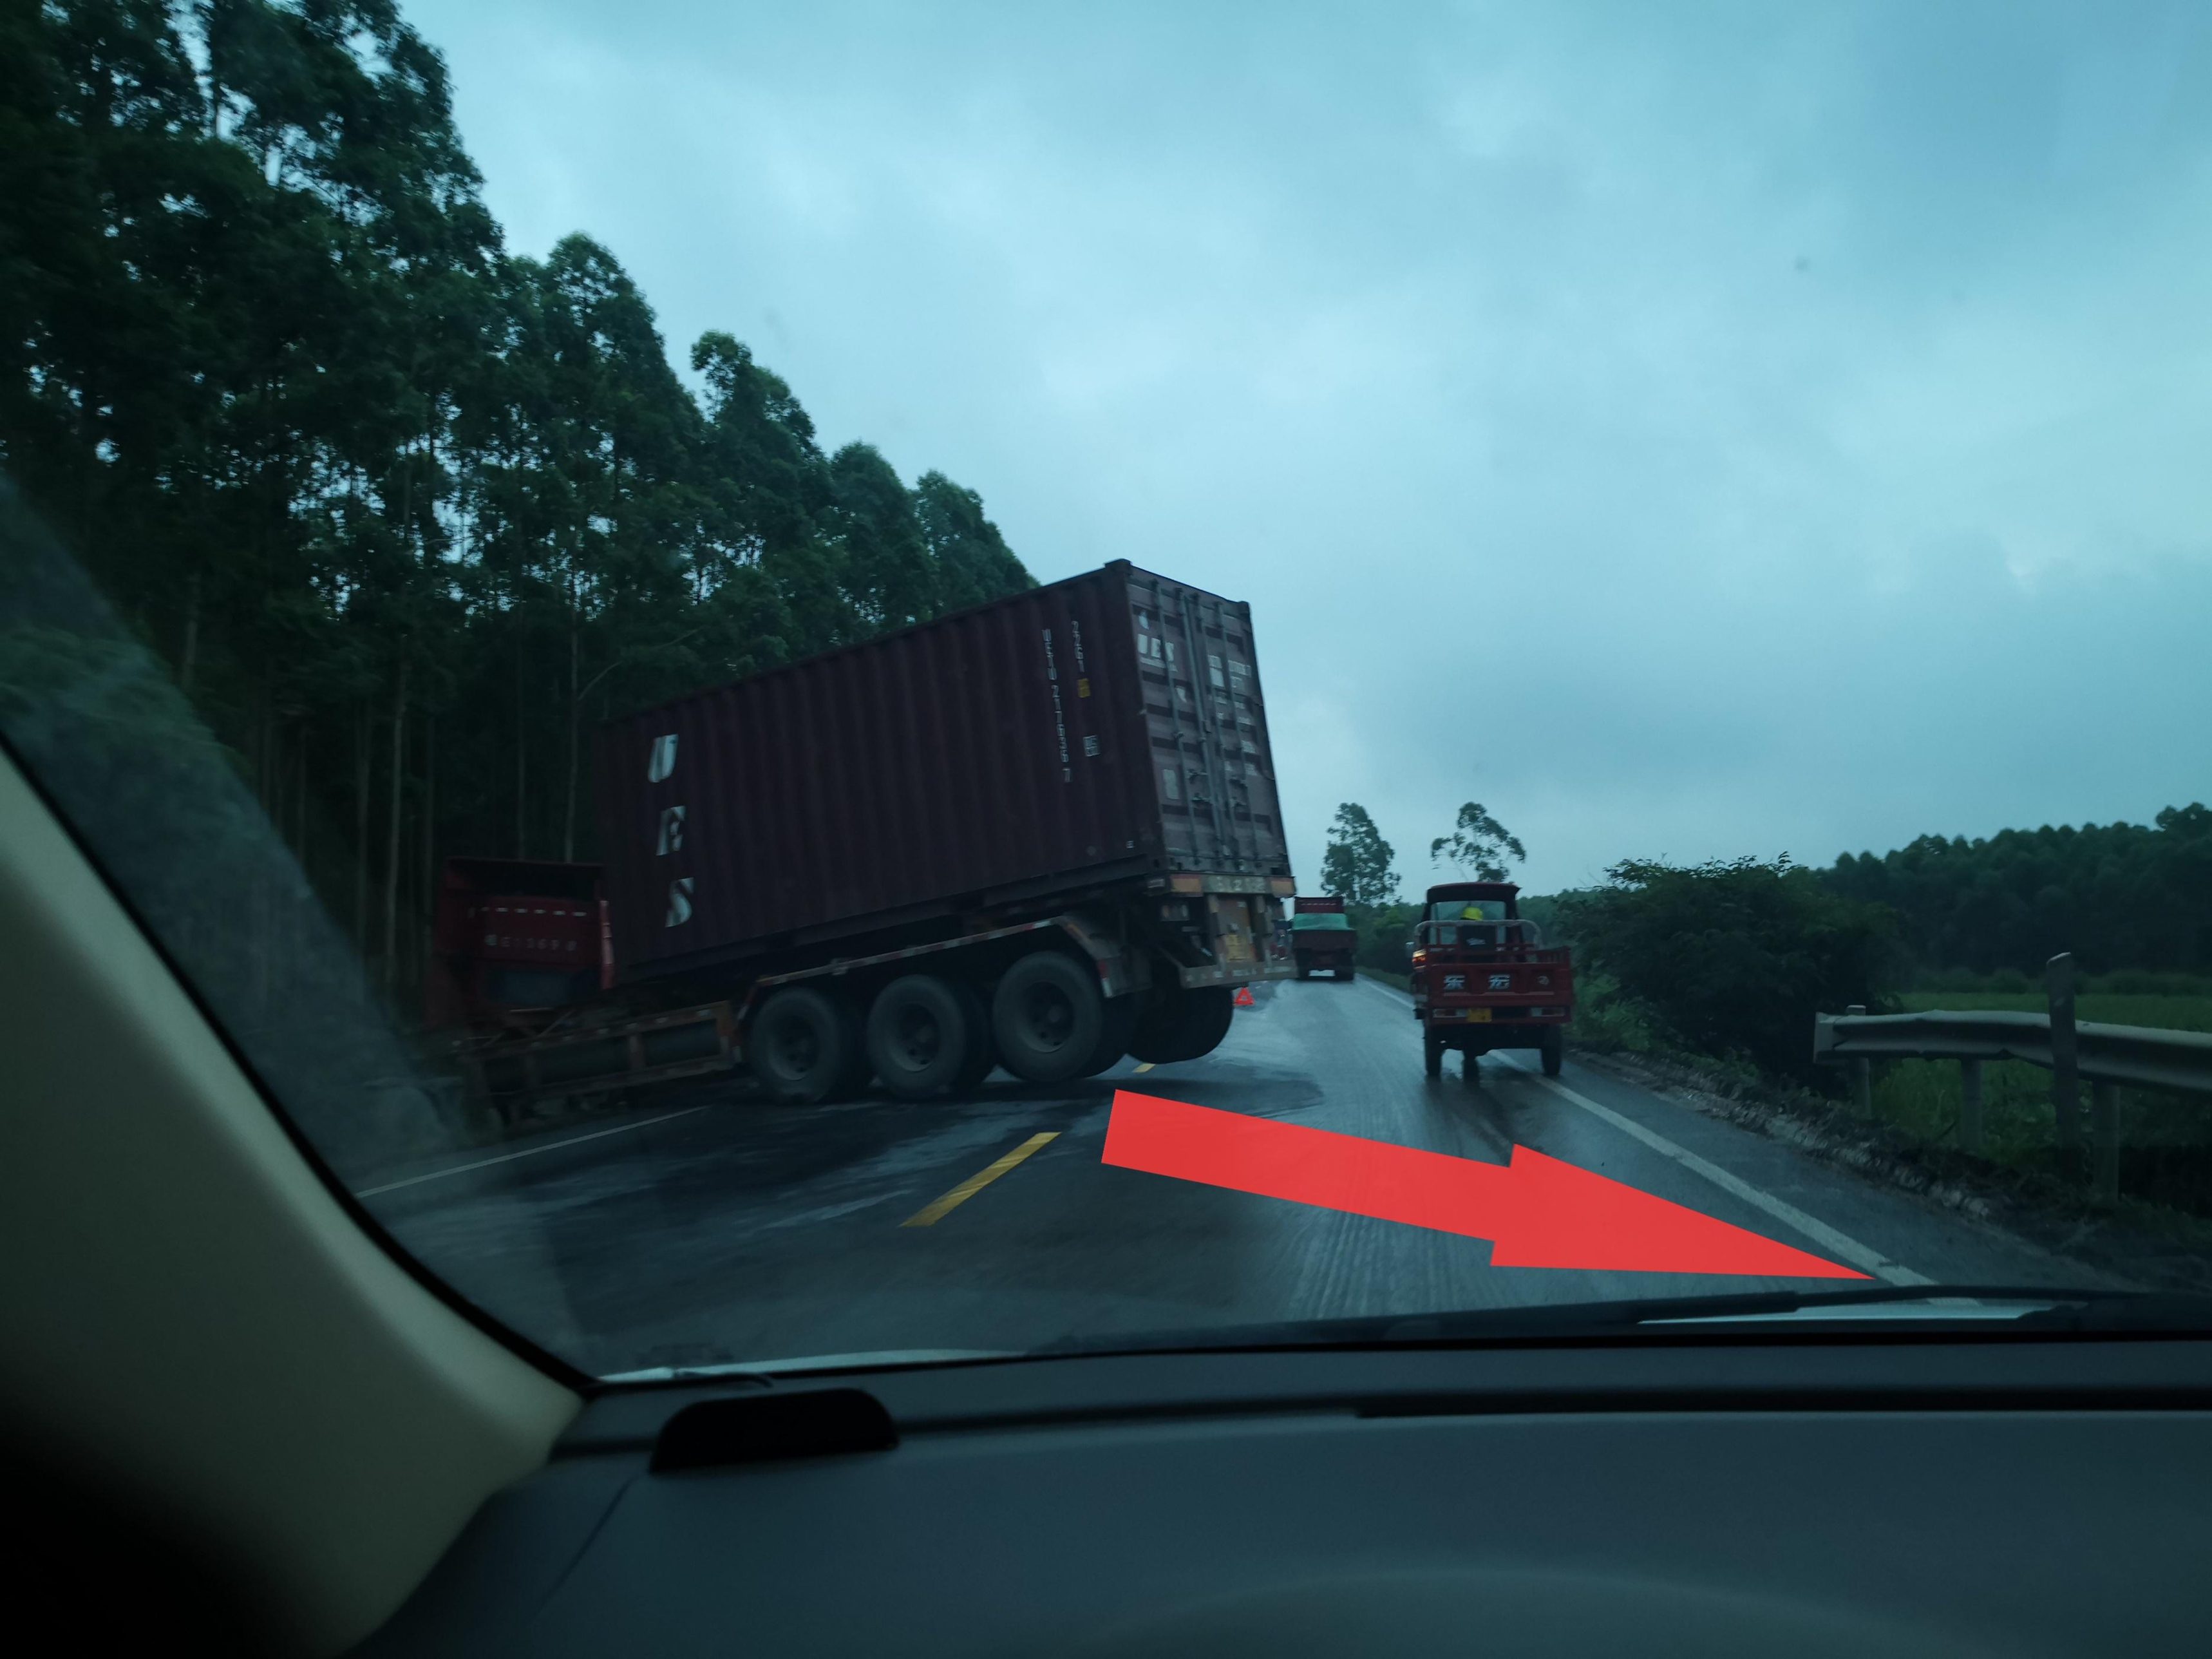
[
  {"xmin": 353, "ymin": 1105, "xmax": 708, "ymax": 1198},
  {"xmin": 1489, "ymin": 1054, "xmax": 1929, "ymax": 1285},
  {"xmin": 1347, "ymin": 975, "xmax": 1924, "ymax": 1284}
]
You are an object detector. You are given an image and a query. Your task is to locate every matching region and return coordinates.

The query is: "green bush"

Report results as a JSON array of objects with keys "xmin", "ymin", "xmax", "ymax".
[
  {"xmin": 1345, "ymin": 901, "xmax": 1420, "ymax": 976},
  {"xmin": 1555, "ymin": 857, "xmax": 1899, "ymax": 1085},
  {"xmin": 1562, "ymin": 969, "xmax": 1659, "ymax": 1055}
]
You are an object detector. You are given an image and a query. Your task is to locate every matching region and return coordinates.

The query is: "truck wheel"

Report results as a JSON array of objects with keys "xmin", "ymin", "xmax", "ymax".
[
  {"xmin": 1294, "ymin": 956, "xmax": 1310, "ymax": 980},
  {"xmin": 1129, "ymin": 984, "xmax": 1234, "ymax": 1064},
  {"xmin": 992, "ymin": 950, "xmax": 1106, "ymax": 1084},
  {"xmin": 750, "ymin": 987, "xmax": 859, "ymax": 1105},
  {"xmin": 1334, "ymin": 964, "xmax": 1354, "ymax": 981},
  {"xmin": 1540, "ymin": 1027, "xmax": 1564, "ymax": 1077},
  {"xmin": 1423, "ymin": 1031, "xmax": 1444, "ymax": 1077},
  {"xmin": 1079, "ymin": 991, "xmax": 1145, "ymax": 1077},
  {"xmin": 1186, "ymin": 985, "xmax": 1236, "ymax": 1059},
  {"xmin": 949, "ymin": 980, "xmax": 998, "ymax": 1092},
  {"xmin": 865, "ymin": 975, "xmax": 974, "ymax": 1101}
]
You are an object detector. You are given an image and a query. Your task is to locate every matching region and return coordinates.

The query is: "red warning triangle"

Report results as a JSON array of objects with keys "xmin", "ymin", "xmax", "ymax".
[{"xmin": 1233, "ymin": 984, "xmax": 1256, "ymax": 1007}]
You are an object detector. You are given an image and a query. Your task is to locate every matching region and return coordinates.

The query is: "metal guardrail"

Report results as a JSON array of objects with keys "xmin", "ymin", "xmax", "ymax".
[
  {"xmin": 1813, "ymin": 1010, "xmax": 2212, "ymax": 1097},
  {"xmin": 1813, "ymin": 954, "xmax": 2212, "ymax": 1203}
]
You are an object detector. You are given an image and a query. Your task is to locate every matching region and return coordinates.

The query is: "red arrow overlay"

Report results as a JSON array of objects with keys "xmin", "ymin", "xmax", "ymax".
[{"xmin": 1102, "ymin": 1090, "xmax": 1866, "ymax": 1278}]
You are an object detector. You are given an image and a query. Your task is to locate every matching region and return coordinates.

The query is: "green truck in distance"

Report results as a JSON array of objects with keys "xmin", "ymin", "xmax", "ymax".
[{"xmin": 1292, "ymin": 895, "xmax": 1357, "ymax": 980}]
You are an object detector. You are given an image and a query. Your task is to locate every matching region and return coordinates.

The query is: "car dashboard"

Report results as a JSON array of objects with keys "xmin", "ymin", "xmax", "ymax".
[{"xmin": 360, "ymin": 1334, "xmax": 2212, "ymax": 1658}]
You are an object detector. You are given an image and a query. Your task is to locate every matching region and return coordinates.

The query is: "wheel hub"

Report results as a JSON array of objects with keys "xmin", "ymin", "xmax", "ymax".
[
  {"xmin": 1023, "ymin": 986, "xmax": 1075, "ymax": 1050},
  {"xmin": 771, "ymin": 1020, "xmax": 819, "ymax": 1078},
  {"xmin": 891, "ymin": 1008, "xmax": 943, "ymax": 1069}
]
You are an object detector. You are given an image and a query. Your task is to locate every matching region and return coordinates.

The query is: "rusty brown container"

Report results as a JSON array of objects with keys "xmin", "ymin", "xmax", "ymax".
[{"xmin": 596, "ymin": 561, "xmax": 1292, "ymax": 981}]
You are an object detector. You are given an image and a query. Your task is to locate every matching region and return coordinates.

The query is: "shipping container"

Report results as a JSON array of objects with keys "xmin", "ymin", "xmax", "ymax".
[{"xmin": 597, "ymin": 562, "xmax": 1292, "ymax": 983}]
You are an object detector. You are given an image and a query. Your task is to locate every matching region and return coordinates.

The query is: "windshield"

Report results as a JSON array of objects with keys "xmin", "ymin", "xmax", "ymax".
[{"xmin": 6, "ymin": 1, "xmax": 2211, "ymax": 1379}]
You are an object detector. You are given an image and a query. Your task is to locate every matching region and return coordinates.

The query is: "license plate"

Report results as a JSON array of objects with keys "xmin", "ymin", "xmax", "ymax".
[{"xmin": 1465, "ymin": 1007, "xmax": 1491, "ymax": 1023}]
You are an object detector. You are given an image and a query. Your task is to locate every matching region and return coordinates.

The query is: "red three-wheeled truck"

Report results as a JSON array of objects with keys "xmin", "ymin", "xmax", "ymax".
[{"xmin": 1407, "ymin": 880, "xmax": 1574, "ymax": 1077}]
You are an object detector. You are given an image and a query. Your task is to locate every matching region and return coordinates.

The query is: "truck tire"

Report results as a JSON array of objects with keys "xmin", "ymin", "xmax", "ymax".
[
  {"xmin": 1334, "ymin": 963, "xmax": 1354, "ymax": 981},
  {"xmin": 949, "ymin": 980, "xmax": 999, "ymax": 1092},
  {"xmin": 1423, "ymin": 1030, "xmax": 1444, "ymax": 1077},
  {"xmin": 865, "ymin": 975, "xmax": 975, "ymax": 1101},
  {"xmin": 1540, "ymin": 1026, "xmax": 1564, "ymax": 1077},
  {"xmin": 992, "ymin": 950, "xmax": 1106, "ymax": 1084},
  {"xmin": 750, "ymin": 987, "xmax": 860, "ymax": 1104},
  {"xmin": 1078, "ymin": 991, "xmax": 1146, "ymax": 1077},
  {"xmin": 1129, "ymin": 983, "xmax": 1234, "ymax": 1065}
]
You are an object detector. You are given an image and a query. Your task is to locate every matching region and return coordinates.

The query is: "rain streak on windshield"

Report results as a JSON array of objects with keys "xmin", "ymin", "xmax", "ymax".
[{"xmin": 4, "ymin": 0, "xmax": 2212, "ymax": 1378}]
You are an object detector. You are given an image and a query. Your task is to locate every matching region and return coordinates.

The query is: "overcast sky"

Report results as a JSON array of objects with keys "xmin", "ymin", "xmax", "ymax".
[{"xmin": 410, "ymin": 0, "xmax": 2212, "ymax": 895}]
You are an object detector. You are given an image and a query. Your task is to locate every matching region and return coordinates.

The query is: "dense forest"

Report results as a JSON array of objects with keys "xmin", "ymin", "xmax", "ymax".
[
  {"xmin": 1, "ymin": 1, "xmax": 1034, "ymax": 994},
  {"xmin": 1824, "ymin": 807, "xmax": 2212, "ymax": 980},
  {"xmin": 1319, "ymin": 793, "xmax": 2212, "ymax": 987}
]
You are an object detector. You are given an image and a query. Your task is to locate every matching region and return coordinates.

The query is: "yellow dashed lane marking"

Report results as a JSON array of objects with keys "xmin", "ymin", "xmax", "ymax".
[
  {"xmin": 1132, "ymin": 1062, "xmax": 1155, "ymax": 1073},
  {"xmin": 902, "ymin": 1132, "xmax": 1061, "ymax": 1228}
]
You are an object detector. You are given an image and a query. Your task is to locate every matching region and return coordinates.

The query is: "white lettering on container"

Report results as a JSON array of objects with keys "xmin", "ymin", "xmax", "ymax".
[
  {"xmin": 1043, "ymin": 629, "xmax": 1070, "ymax": 780},
  {"xmin": 665, "ymin": 877, "xmax": 695, "ymax": 927},
  {"xmin": 647, "ymin": 734, "xmax": 679, "ymax": 782},
  {"xmin": 656, "ymin": 804, "xmax": 686, "ymax": 855}
]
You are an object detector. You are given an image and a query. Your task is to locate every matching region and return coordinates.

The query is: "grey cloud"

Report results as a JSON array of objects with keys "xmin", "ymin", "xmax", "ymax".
[{"xmin": 408, "ymin": 0, "xmax": 2212, "ymax": 892}]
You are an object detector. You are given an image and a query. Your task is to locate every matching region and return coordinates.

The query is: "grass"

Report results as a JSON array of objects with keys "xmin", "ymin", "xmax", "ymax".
[
  {"xmin": 1871, "ymin": 990, "xmax": 2212, "ymax": 1211},
  {"xmin": 1557, "ymin": 974, "xmax": 2212, "ymax": 1218},
  {"xmin": 1869, "ymin": 1055, "xmax": 2075, "ymax": 1168},
  {"xmin": 1557, "ymin": 969, "xmax": 1661, "ymax": 1056}
]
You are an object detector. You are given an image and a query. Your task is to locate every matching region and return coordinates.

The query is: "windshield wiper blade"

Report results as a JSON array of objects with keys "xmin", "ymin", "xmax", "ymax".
[
  {"xmin": 1036, "ymin": 1284, "xmax": 2189, "ymax": 1358},
  {"xmin": 601, "ymin": 1347, "xmax": 1021, "ymax": 1385},
  {"xmin": 1622, "ymin": 1284, "xmax": 2212, "ymax": 1334}
]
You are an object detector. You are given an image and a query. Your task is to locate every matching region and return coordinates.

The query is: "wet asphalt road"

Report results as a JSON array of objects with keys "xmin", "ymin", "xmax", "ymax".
[{"xmin": 366, "ymin": 976, "xmax": 2113, "ymax": 1377}]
